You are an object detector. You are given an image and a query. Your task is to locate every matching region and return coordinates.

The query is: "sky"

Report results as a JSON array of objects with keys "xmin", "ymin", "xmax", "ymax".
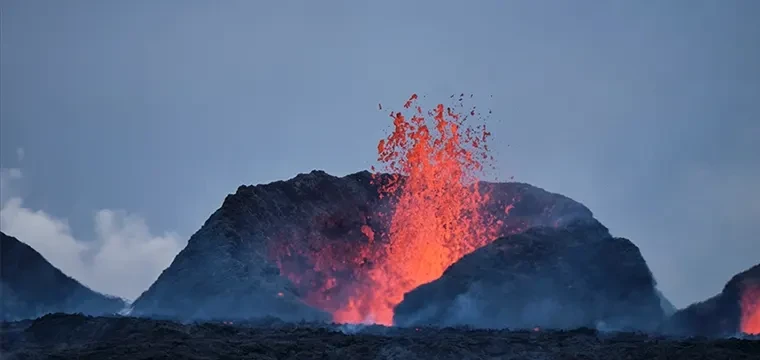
[{"xmin": 1, "ymin": 1, "xmax": 758, "ymax": 305}]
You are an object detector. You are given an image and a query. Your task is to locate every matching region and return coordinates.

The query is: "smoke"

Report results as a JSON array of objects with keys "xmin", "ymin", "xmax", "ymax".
[
  {"xmin": 0, "ymin": 167, "xmax": 186, "ymax": 300},
  {"xmin": 338, "ymin": 322, "xmax": 371, "ymax": 335}
]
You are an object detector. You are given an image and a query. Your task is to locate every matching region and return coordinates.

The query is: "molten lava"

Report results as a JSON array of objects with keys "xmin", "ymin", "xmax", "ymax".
[
  {"xmin": 332, "ymin": 94, "xmax": 499, "ymax": 325},
  {"xmin": 271, "ymin": 94, "xmax": 503, "ymax": 326},
  {"xmin": 741, "ymin": 285, "xmax": 760, "ymax": 335}
]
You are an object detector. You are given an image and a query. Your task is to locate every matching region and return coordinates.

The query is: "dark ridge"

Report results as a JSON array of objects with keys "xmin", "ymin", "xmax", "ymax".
[{"xmin": 0, "ymin": 232, "xmax": 126, "ymax": 321}]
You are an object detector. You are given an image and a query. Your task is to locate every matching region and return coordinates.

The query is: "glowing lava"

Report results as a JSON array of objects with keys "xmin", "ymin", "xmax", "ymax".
[
  {"xmin": 741, "ymin": 285, "xmax": 760, "ymax": 335},
  {"xmin": 333, "ymin": 94, "xmax": 499, "ymax": 325}
]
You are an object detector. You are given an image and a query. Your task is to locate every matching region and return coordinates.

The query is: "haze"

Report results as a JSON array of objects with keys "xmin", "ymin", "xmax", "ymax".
[{"xmin": 1, "ymin": 0, "xmax": 758, "ymax": 308}]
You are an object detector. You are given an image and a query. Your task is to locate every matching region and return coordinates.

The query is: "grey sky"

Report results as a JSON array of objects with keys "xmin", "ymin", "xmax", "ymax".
[{"xmin": 1, "ymin": 0, "xmax": 758, "ymax": 305}]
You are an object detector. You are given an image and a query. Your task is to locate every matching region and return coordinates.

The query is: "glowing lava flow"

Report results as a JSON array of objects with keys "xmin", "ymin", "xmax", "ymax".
[
  {"xmin": 741, "ymin": 285, "xmax": 760, "ymax": 335},
  {"xmin": 333, "ymin": 94, "xmax": 498, "ymax": 325}
]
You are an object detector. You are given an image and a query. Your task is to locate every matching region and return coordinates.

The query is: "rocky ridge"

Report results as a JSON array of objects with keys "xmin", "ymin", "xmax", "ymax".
[{"xmin": 0, "ymin": 232, "xmax": 126, "ymax": 321}]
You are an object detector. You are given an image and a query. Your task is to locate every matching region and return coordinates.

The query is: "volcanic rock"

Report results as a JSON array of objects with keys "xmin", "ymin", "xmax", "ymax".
[
  {"xmin": 664, "ymin": 263, "xmax": 760, "ymax": 337},
  {"xmin": 393, "ymin": 220, "xmax": 665, "ymax": 331},
  {"xmin": 131, "ymin": 170, "xmax": 597, "ymax": 322},
  {"xmin": 3, "ymin": 313, "xmax": 760, "ymax": 360},
  {"xmin": 0, "ymin": 232, "xmax": 126, "ymax": 320}
]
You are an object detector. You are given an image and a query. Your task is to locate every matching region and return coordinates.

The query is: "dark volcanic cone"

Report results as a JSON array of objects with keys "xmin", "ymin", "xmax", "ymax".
[{"xmin": 130, "ymin": 170, "xmax": 596, "ymax": 323}]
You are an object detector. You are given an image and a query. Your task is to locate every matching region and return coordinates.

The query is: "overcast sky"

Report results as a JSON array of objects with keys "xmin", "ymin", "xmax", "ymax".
[{"xmin": 1, "ymin": 0, "xmax": 758, "ymax": 305}]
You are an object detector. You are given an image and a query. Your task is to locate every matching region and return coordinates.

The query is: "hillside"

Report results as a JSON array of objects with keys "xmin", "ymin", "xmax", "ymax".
[{"xmin": 0, "ymin": 232, "xmax": 126, "ymax": 320}]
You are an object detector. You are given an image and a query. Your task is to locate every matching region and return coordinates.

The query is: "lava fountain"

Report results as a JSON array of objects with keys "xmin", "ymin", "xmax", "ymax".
[
  {"xmin": 332, "ymin": 94, "xmax": 500, "ymax": 325},
  {"xmin": 741, "ymin": 285, "xmax": 760, "ymax": 335}
]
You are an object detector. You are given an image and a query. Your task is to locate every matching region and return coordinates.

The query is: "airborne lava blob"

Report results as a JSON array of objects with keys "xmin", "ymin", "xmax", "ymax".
[
  {"xmin": 741, "ymin": 285, "xmax": 760, "ymax": 335},
  {"xmin": 333, "ymin": 94, "xmax": 499, "ymax": 325}
]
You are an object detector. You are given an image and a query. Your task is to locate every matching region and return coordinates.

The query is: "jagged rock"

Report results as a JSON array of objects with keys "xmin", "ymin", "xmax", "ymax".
[
  {"xmin": 664, "ymin": 263, "xmax": 760, "ymax": 337},
  {"xmin": 0, "ymin": 232, "xmax": 126, "ymax": 320},
  {"xmin": 131, "ymin": 170, "xmax": 595, "ymax": 322},
  {"xmin": 393, "ymin": 220, "xmax": 665, "ymax": 331}
]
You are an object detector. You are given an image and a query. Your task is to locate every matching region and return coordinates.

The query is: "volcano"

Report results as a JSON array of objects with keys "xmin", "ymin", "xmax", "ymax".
[
  {"xmin": 665, "ymin": 263, "xmax": 760, "ymax": 337},
  {"xmin": 132, "ymin": 95, "xmax": 667, "ymax": 327},
  {"xmin": 130, "ymin": 169, "xmax": 666, "ymax": 328}
]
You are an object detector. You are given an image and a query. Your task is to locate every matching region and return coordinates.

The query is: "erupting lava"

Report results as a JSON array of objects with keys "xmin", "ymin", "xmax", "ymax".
[
  {"xmin": 270, "ymin": 94, "xmax": 504, "ymax": 326},
  {"xmin": 741, "ymin": 285, "xmax": 760, "ymax": 335},
  {"xmin": 333, "ymin": 94, "xmax": 499, "ymax": 325}
]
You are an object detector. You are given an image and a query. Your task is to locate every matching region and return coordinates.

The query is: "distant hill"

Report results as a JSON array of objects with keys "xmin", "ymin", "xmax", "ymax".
[
  {"xmin": 1, "ymin": 231, "xmax": 126, "ymax": 320},
  {"xmin": 664, "ymin": 263, "xmax": 760, "ymax": 337}
]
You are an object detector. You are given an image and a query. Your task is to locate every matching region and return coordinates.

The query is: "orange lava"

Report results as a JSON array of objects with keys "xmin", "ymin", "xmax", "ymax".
[
  {"xmin": 741, "ymin": 285, "xmax": 760, "ymax": 335},
  {"xmin": 333, "ymin": 94, "xmax": 498, "ymax": 325}
]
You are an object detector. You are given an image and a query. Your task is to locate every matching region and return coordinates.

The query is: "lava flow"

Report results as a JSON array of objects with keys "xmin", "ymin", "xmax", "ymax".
[
  {"xmin": 332, "ymin": 94, "xmax": 499, "ymax": 325},
  {"xmin": 741, "ymin": 285, "xmax": 760, "ymax": 335}
]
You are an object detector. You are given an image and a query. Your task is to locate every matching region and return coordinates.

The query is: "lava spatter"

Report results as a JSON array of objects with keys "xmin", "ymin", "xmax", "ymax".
[
  {"xmin": 333, "ymin": 94, "xmax": 500, "ymax": 325},
  {"xmin": 270, "ymin": 94, "xmax": 504, "ymax": 326}
]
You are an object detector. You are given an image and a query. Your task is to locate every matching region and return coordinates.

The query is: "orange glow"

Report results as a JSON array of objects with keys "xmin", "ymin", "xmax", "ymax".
[
  {"xmin": 331, "ymin": 94, "xmax": 499, "ymax": 325},
  {"xmin": 270, "ymin": 94, "xmax": 504, "ymax": 326},
  {"xmin": 741, "ymin": 285, "xmax": 760, "ymax": 335}
]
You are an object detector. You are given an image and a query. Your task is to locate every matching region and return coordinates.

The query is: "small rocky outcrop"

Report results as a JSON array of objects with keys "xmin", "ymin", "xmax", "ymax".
[
  {"xmin": 664, "ymin": 263, "xmax": 760, "ymax": 337},
  {"xmin": 0, "ymin": 232, "xmax": 126, "ymax": 320},
  {"xmin": 393, "ymin": 220, "xmax": 665, "ymax": 331}
]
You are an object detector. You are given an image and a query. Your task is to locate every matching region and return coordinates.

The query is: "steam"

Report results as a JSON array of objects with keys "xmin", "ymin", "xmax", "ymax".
[{"xmin": 0, "ymin": 167, "xmax": 186, "ymax": 300}]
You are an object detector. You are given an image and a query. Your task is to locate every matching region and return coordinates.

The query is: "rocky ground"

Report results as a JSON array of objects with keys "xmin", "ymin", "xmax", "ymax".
[{"xmin": 2, "ymin": 313, "xmax": 758, "ymax": 360}]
